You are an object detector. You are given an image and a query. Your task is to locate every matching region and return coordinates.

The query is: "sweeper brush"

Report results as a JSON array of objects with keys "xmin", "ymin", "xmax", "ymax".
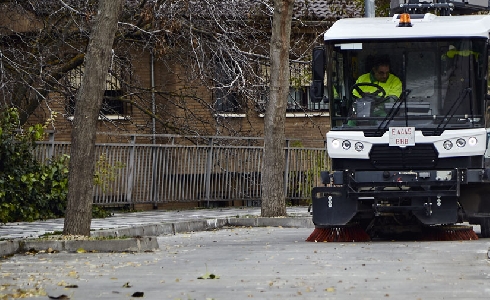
[
  {"xmin": 305, "ymin": 224, "xmax": 478, "ymax": 242},
  {"xmin": 306, "ymin": 225, "xmax": 371, "ymax": 242},
  {"xmin": 419, "ymin": 225, "xmax": 479, "ymax": 241}
]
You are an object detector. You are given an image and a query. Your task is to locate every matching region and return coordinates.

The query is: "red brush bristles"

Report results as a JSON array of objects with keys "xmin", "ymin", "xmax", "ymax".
[
  {"xmin": 306, "ymin": 225, "xmax": 478, "ymax": 242},
  {"xmin": 420, "ymin": 225, "xmax": 478, "ymax": 241},
  {"xmin": 306, "ymin": 225, "xmax": 371, "ymax": 242}
]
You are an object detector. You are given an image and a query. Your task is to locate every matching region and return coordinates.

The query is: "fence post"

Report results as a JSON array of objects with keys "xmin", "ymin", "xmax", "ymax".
[
  {"xmin": 204, "ymin": 137, "xmax": 214, "ymax": 207},
  {"xmin": 47, "ymin": 131, "xmax": 55, "ymax": 160},
  {"xmin": 126, "ymin": 135, "xmax": 136, "ymax": 205},
  {"xmin": 151, "ymin": 144, "xmax": 159, "ymax": 208},
  {"xmin": 284, "ymin": 139, "xmax": 290, "ymax": 199}
]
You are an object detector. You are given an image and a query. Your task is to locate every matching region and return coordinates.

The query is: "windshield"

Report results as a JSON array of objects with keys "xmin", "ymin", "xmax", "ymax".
[{"xmin": 327, "ymin": 38, "xmax": 487, "ymax": 134}]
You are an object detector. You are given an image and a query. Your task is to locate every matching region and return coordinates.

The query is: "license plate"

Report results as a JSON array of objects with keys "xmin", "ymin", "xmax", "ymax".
[{"xmin": 389, "ymin": 127, "xmax": 415, "ymax": 146}]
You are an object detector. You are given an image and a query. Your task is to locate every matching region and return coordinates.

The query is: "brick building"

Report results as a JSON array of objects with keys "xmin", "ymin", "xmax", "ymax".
[{"xmin": 1, "ymin": 1, "xmax": 362, "ymax": 147}]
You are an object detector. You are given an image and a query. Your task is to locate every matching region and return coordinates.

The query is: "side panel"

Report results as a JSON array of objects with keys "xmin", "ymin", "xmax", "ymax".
[
  {"xmin": 311, "ymin": 187, "xmax": 357, "ymax": 227},
  {"xmin": 411, "ymin": 197, "xmax": 459, "ymax": 224}
]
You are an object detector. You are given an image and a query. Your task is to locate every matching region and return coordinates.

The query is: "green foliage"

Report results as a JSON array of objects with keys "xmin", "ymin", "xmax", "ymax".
[
  {"xmin": 299, "ymin": 151, "xmax": 328, "ymax": 204},
  {"xmin": 352, "ymin": 0, "xmax": 390, "ymax": 17},
  {"xmin": 91, "ymin": 205, "xmax": 113, "ymax": 219},
  {"xmin": 376, "ymin": 0, "xmax": 391, "ymax": 17},
  {"xmin": 93, "ymin": 153, "xmax": 125, "ymax": 193},
  {"xmin": 0, "ymin": 108, "xmax": 119, "ymax": 223},
  {"xmin": 287, "ymin": 141, "xmax": 329, "ymax": 204},
  {"xmin": 0, "ymin": 108, "xmax": 69, "ymax": 223}
]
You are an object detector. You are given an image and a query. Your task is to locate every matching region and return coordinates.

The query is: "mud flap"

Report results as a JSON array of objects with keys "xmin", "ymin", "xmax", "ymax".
[
  {"xmin": 460, "ymin": 183, "xmax": 490, "ymax": 237},
  {"xmin": 311, "ymin": 186, "xmax": 357, "ymax": 227},
  {"xmin": 459, "ymin": 183, "xmax": 490, "ymax": 215},
  {"xmin": 412, "ymin": 197, "xmax": 458, "ymax": 225}
]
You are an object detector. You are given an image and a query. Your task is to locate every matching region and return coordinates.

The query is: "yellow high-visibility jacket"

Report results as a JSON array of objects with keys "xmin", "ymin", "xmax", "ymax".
[{"xmin": 353, "ymin": 72, "xmax": 402, "ymax": 98}]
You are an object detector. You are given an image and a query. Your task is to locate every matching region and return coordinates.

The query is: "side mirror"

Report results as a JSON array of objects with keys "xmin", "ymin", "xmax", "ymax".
[
  {"xmin": 310, "ymin": 46, "xmax": 325, "ymax": 103},
  {"xmin": 310, "ymin": 80, "xmax": 324, "ymax": 103}
]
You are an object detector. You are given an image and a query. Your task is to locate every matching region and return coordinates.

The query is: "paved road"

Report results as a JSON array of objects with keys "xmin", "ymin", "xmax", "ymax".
[{"xmin": 2, "ymin": 227, "xmax": 490, "ymax": 299}]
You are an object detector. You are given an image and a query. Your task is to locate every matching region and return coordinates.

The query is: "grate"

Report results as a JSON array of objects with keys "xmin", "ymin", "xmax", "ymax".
[{"xmin": 370, "ymin": 144, "xmax": 438, "ymax": 169}]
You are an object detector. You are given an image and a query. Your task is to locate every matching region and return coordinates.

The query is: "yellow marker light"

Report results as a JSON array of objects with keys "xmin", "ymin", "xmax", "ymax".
[{"xmin": 398, "ymin": 13, "xmax": 413, "ymax": 27}]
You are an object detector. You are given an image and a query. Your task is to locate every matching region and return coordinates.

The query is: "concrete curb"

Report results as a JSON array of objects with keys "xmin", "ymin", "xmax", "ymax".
[
  {"xmin": 228, "ymin": 217, "xmax": 314, "ymax": 228},
  {"xmin": 1, "ymin": 216, "xmax": 313, "ymax": 257},
  {"xmin": 1, "ymin": 237, "xmax": 158, "ymax": 256},
  {"xmin": 22, "ymin": 236, "xmax": 159, "ymax": 253},
  {"xmin": 0, "ymin": 240, "xmax": 20, "ymax": 257}
]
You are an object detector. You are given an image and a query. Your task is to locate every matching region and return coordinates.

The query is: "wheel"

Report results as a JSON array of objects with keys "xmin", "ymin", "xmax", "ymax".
[{"xmin": 350, "ymin": 82, "xmax": 386, "ymax": 99}]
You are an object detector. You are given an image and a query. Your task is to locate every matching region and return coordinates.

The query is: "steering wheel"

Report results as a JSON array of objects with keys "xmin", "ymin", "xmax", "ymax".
[{"xmin": 350, "ymin": 82, "xmax": 386, "ymax": 99}]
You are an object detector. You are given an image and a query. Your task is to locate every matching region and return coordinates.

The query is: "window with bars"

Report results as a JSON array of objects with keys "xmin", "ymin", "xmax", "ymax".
[
  {"xmin": 214, "ymin": 89, "xmax": 240, "ymax": 112},
  {"xmin": 214, "ymin": 58, "xmax": 243, "ymax": 113},
  {"xmin": 65, "ymin": 63, "xmax": 128, "ymax": 117},
  {"xmin": 258, "ymin": 61, "xmax": 329, "ymax": 112}
]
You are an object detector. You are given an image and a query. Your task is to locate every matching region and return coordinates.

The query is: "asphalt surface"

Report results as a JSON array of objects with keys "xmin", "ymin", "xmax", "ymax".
[
  {"xmin": 1, "ymin": 206, "xmax": 490, "ymax": 299},
  {"xmin": 1, "ymin": 227, "xmax": 490, "ymax": 299}
]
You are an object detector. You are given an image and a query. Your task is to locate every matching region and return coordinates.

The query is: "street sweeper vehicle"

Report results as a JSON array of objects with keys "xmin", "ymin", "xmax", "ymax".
[{"xmin": 308, "ymin": 0, "xmax": 490, "ymax": 240}]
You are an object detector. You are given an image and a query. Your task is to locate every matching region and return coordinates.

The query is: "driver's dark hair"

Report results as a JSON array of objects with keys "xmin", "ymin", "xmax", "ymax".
[{"xmin": 373, "ymin": 55, "xmax": 391, "ymax": 69}]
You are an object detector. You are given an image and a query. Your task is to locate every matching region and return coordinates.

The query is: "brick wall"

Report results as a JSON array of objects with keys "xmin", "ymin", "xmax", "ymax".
[{"xmin": 25, "ymin": 46, "xmax": 330, "ymax": 146}]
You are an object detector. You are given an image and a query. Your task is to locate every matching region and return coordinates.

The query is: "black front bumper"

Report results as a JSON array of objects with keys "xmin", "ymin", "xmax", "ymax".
[{"xmin": 311, "ymin": 168, "xmax": 484, "ymax": 227}]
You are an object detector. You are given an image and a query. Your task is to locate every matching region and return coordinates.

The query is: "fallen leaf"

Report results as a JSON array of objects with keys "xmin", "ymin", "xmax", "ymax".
[
  {"xmin": 57, "ymin": 281, "xmax": 67, "ymax": 286},
  {"xmin": 48, "ymin": 295, "xmax": 70, "ymax": 300},
  {"xmin": 198, "ymin": 272, "xmax": 220, "ymax": 279},
  {"xmin": 67, "ymin": 271, "xmax": 78, "ymax": 278}
]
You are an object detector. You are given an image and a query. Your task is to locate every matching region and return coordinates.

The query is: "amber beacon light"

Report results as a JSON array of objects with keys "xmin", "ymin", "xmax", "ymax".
[{"xmin": 398, "ymin": 13, "xmax": 413, "ymax": 27}]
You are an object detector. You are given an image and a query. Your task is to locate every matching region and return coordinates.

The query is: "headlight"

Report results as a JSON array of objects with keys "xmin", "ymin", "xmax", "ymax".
[
  {"xmin": 354, "ymin": 142, "xmax": 364, "ymax": 152},
  {"xmin": 443, "ymin": 140, "xmax": 453, "ymax": 150},
  {"xmin": 342, "ymin": 140, "xmax": 351, "ymax": 150},
  {"xmin": 331, "ymin": 139, "xmax": 340, "ymax": 149},
  {"xmin": 456, "ymin": 138, "xmax": 466, "ymax": 147},
  {"xmin": 468, "ymin": 137, "xmax": 477, "ymax": 146}
]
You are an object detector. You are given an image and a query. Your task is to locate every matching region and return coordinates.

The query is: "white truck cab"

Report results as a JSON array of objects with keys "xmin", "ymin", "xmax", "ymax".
[{"xmin": 310, "ymin": 0, "xmax": 490, "ymax": 238}]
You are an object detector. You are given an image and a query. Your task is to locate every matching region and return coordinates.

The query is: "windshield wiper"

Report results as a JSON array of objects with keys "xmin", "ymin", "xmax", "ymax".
[
  {"xmin": 375, "ymin": 89, "xmax": 412, "ymax": 135},
  {"xmin": 433, "ymin": 87, "xmax": 471, "ymax": 135}
]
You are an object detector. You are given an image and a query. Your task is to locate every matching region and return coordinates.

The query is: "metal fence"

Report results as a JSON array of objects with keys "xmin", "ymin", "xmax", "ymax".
[{"xmin": 34, "ymin": 134, "xmax": 329, "ymax": 207}]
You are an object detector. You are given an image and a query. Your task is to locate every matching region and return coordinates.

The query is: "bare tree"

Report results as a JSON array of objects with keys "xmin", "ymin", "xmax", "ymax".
[
  {"xmin": 0, "ymin": 1, "xmax": 361, "ymax": 140},
  {"xmin": 0, "ymin": 1, "xmax": 363, "ymax": 222},
  {"xmin": 63, "ymin": 0, "xmax": 125, "ymax": 236},
  {"xmin": 261, "ymin": 0, "xmax": 294, "ymax": 217}
]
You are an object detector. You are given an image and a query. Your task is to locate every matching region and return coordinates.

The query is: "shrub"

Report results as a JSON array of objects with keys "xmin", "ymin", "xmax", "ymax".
[{"xmin": 0, "ymin": 108, "xmax": 69, "ymax": 223}]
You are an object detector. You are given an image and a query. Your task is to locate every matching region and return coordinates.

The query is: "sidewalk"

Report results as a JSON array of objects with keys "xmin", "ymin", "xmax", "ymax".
[{"xmin": 0, "ymin": 206, "xmax": 313, "ymax": 256}]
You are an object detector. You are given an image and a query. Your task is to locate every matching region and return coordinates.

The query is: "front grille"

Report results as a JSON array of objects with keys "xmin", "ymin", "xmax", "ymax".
[{"xmin": 369, "ymin": 144, "xmax": 438, "ymax": 169}]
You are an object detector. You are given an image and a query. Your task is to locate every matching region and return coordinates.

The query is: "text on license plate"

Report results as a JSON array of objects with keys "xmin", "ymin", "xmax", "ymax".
[{"xmin": 389, "ymin": 127, "xmax": 415, "ymax": 146}]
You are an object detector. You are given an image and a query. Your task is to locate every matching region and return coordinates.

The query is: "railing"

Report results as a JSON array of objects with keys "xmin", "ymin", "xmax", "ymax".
[{"xmin": 34, "ymin": 134, "xmax": 329, "ymax": 207}]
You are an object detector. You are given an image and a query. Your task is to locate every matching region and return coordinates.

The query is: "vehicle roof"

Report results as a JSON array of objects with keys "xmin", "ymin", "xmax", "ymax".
[{"xmin": 324, "ymin": 13, "xmax": 490, "ymax": 41}]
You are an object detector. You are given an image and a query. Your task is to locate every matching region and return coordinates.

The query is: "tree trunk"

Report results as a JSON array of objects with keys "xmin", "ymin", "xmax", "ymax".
[
  {"xmin": 64, "ymin": 0, "xmax": 124, "ymax": 236},
  {"xmin": 261, "ymin": 0, "xmax": 294, "ymax": 217}
]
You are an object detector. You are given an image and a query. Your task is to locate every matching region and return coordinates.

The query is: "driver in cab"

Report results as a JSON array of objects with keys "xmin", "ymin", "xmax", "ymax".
[{"xmin": 353, "ymin": 55, "xmax": 402, "ymax": 117}]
